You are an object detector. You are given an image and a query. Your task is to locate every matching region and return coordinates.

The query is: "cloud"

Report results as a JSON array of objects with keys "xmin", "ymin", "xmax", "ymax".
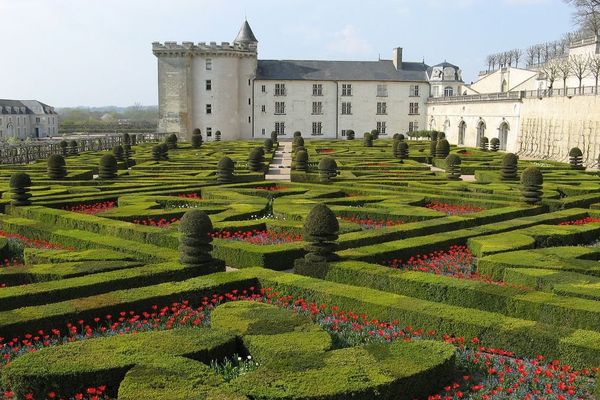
[{"xmin": 328, "ymin": 25, "xmax": 373, "ymax": 56}]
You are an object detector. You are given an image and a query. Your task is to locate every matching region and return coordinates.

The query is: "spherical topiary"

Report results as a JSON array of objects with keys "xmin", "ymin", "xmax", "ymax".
[
  {"xmin": 300, "ymin": 203, "xmax": 339, "ymax": 265},
  {"xmin": 295, "ymin": 150, "xmax": 309, "ymax": 172},
  {"xmin": 393, "ymin": 133, "xmax": 400, "ymax": 140},
  {"xmin": 398, "ymin": 141, "xmax": 409, "ymax": 161},
  {"xmin": 490, "ymin": 138, "xmax": 500, "ymax": 152},
  {"xmin": 178, "ymin": 209, "xmax": 225, "ymax": 273},
  {"xmin": 436, "ymin": 139, "xmax": 450, "ymax": 159},
  {"xmin": 430, "ymin": 131, "xmax": 439, "ymax": 142},
  {"xmin": 248, "ymin": 147, "xmax": 265, "ymax": 172},
  {"xmin": 270, "ymin": 130, "xmax": 278, "ymax": 144},
  {"xmin": 569, "ymin": 147, "xmax": 584, "ymax": 170},
  {"xmin": 113, "ymin": 145, "xmax": 124, "ymax": 162},
  {"xmin": 398, "ymin": 133, "xmax": 405, "ymax": 141},
  {"xmin": 480, "ymin": 136, "xmax": 489, "ymax": 151},
  {"xmin": 318, "ymin": 157, "xmax": 338, "ymax": 183},
  {"xmin": 263, "ymin": 138, "xmax": 274, "ymax": 152},
  {"xmin": 159, "ymin": 143, "xmax": 169, "ymax": 161},
  {"xmin": 47, "ymin": 154, "xmax": 67, "ymax": 180},
  {"xmin": 69, "ymin": 140, "xmax": 78, "ymax": 156},
  {"xmin": 215, "ymin": 131, "xmax": 222, "ymax": 141},
  {"xmin": 363, "ymin": 132, "xmax": 373, "ymax": 147},
  {"xmin": 370, "ymin": 129, "xmax": 379, "ymax": 140},
  {"xmin": 346, "ymin": 130, "xmax": 355, "ymax": 140},
  {"xmin": 294, "ymin": 131, "xmax": 302, "ymax": 138},
  {"xmin": 521, "ymin": 167, "xmax": 543, "ymax": 204},
  {"xmin": 151, "ymin": 145, "xmax": 161, "ymax": 161},
  {"xmin": 166, "ymin": 133, "xmax": 178, "ymax": 149},
  {"xmin": 501, "ymin": 153, "xmax": 518, "ymax": 180},
  {"xmin": 445, "ymin": 154, "xmax": 462, "ymax": 180},
  {"xmin": 9, "ymin": 172, "xmax": 32, "ymax": 206},
  {"xmin": 59, "ymin": 140, "xmax": 68, "ymax": 156},
  {"xmin": 217, "ymin": 156, "xmax": 235, "ymax": 183},
  {"xmin": 430, "ymin": 140, "xmax": 438, "ymax": 157},
  {"xmin": 99, "ymin": 154, "xmax": 118, "ymax": 179},
  {"xmin": 191, "ymin": 128, "xmax": 203, "ymax": 149}
]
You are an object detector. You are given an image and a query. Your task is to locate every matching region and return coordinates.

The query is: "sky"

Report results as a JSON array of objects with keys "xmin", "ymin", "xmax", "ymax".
[{"xmin": 0, "ymin": 0, "xmax": 574, "ymax": 107}]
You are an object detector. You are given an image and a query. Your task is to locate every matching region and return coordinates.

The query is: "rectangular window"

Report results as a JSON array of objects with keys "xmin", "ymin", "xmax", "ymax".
[
  {"xmin": 341, "ymin": 102, "xmax": 352, "ymax": 115},
  {"xmin": 312, "ymin": 101, "xmax": 323, "ymax": 115},
  {"xmin": 376, "ymin": 121, "xmax": 387, "ymax": 134},
  {"xmin": 312, "ymin": 84, "xmax": 323, "ymax": 96},
  {"xmin": 275, "ymin": 101, "xmax": 285, "ymax": 115},
  {"xmin": 206, "ymin": 80, "xmax": 212, "ymax": 91},
  {"xmin": 409, "ymin": 102, "xmax": 419, "ymax": 115},
  {"xmin": 342, "ymin": 84, "xmax": 352, "ymax": 96},
  {"xmin": 377, "ymin": 84, "xmax": 388, "ymax": 97},
  {"xmin": 206, "ymin": 127, "xmax": 212, "ymax": 137},
  {"xmin": 248, "ymin": 116, "xmax": 251, "ymax": 123},
  {"xmin": 410, "ymin": 85, "xmax": 420, "ymax": 97},
  {"xmin": 206, "ymin": 58, "xmax": 212, "ymax": 70},
  {"xmin": 35, "ymin": 117, "xmax": 40, "ymax": 123},
  {"xmin": 261, "ymin": 128, "xmax": 266, "ymax": 135},
  {"xmin": 275, "ymin": 122, "xmax": 285, "ymax": 136},
  {"xmin": 408, "ymin": 121, "xmax": 419, "ymax": 132},
  {"xmin": 341, "ymin": 129, "xmax": 347, "ymax": 137},
  {"xmin": 248, "ymin": 98, "xmax": 251, "ymax": 105},
  {"xmin": 248, "ymin": 79, "xmax": 251, "ymax": 86},
  {"xmin": 275, "ymin": 83, "xmax": 286, "ymax": 96},
  {"xmin": 261, "ymin": 105, "xmax": 266, "ymax": 113},
  {"xmin": 261, "ymin": 85, "xmax": 266, "ymax": 93},
  {"xmin": 376, "ymin": 102, "xmax": 387, "ymax": 115},
  {"xmin": 206, "ymin": 104, "xmax": 212, "ymax": 114},
  {"xmin": 312, "ymin": 122, "xmax": 323, "ymax": 135}
]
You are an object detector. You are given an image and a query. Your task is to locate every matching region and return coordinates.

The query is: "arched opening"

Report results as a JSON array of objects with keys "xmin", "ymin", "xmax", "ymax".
[
  {"xmin": 429, "ymin": 117, "xmax": 436, "ymax": 131},
  {"xmin": 498, "ymin": 122, "xmax": 509, "ymax": 151},
  {"xmin": 458, "ymin": 121, "xmax": 466, "ymax": 146},
  {"xmin": 501, "ymin": 79, "xmax": 508, "ymax": 93},
  {"xmin": 444, "ymin": 86, "xmax": 454, "ymax": 97},
  {"xmin": 476, "ymin": 120, "xmax": 486, "ymax": 147},
  {"xmin": 6, "ymin": 123, "xmax": 14, "ymax": 138}
]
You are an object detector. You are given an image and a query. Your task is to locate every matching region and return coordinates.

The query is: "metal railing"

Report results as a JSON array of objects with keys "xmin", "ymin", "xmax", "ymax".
[{"xmin": 428, "ymin": 85, "xmax": 599, "ymax": 104}]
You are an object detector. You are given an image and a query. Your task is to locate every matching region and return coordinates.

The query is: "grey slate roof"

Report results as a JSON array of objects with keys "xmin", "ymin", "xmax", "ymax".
[
  {"xmin": 234, "ymin": 20, "xmax": 258, "ymax": 44},
  {"xmin": 256, "ymin": 59, "xmax": 430, "ymax": 82},
  {"xmin": 0, "ymin": 99, "xmax": 56, "ymax": 115}
]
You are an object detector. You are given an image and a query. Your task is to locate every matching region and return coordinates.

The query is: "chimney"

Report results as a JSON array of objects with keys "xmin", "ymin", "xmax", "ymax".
[{"xmin": 393, "ymin": 47, "xmax": 403, "ymax": 70}]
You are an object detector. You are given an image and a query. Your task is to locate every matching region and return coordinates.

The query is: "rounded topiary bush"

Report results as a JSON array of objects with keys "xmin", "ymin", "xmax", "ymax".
[
  {"xmin": 166, "ymin": 133, "xmax": 178, "ymax": 150},
  {"xmin": 363, "ymin": 132, "xmax": 373, "ymax": 147},
  {"xmin": 370, "ymin": 129, "xmax": 379, "ymax": 140},
  {"xmin": 98, "ymin": 154, "xmax": 118, "ymax": 179},
  {"xmin": 159, "ymin": 143, "xmax": 169, "ymax": 161},
  {"xmin": 263, "ymin": 138, "xmax": 274, "ymax": 152},
  {"xmin": 179, "ymin": 209, "xmax": 225, "ymax": 273},
  {"xmin": 113, "ymin": 145, "xmax": 125, "ymax": 162},
  {"xmin": 293, "ymin": 136, "xmax": 305, "ymax": 150},
  {"xmin": 480, "ymin": 136, "xmax": 489, "ymax": 151},
  {"xmin": 436, "ymin": 139, "xmax": 450, "ymax": 159},
  {"xmin": 69, "ymin": 140, "xmax": 78, "ymax": 156},
  {"xmin": 318, "ymin": 157, "xmax": 337, "ymax": 183},
  {"xmin": 248, "ymin": 147, "xmax": 265, "ymax": 172},
  {"xmin": 295, "ymin": 150, "xmax": 309, "ymax": 172},
  {"xmin": 294, "ymin": 131, "xmax": 302, "ymax": 138},
  {"xmin": 490, "ymin": 137, "xmax": 500, "ymax": 152},
  {"xmin": 521, "ymin": 167, "xmax": 543, "ymax": 204},
  {"xmin": 59, "ymin": 140, "xmax": 68, "ymax": 156},
  {"xmin": 217, "ymin": 156, "xmax": 234, "ymax": 183},
  {"xmin": 47, "ymin": 154, "xmax": 67, "ymax": 180},
  {"xmin": 346, "ymin": 130, "xmax": 355, "ymax": 140},
  {"xmin": 398, "ymin": 141, "xmax": 409, "ymax": 161},
  {"xmin": 501, "ymin": 153, "xmax": 518, "ymax": 180},
  {"xmin": 569, "ymin": 147, "xmax": 584, "ymax": 170},
  {"xmin": 445, "ymin": 154, "xmax": 462, "ymax": 180},
  {"xmin": 302, "ymin": 203, "xmax": 339, "ymax": 263},
  {"xmin": 191, "ymin": 128, "xmax": 203, "ymax": 149},
  {"xmin": 9, "ymin": 172, "xmax": 32, "ymax": 206}
]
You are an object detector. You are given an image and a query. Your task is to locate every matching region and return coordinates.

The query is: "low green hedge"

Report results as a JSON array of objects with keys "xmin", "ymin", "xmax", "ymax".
[{"xmin": 212, "ymin": 240, "xmax": 305, "ymax": 270}]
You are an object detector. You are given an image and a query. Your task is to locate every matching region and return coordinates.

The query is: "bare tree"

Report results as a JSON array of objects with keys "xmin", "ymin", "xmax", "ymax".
[
  {"xmin": 569, "ymin": 54, "xmax": 590, "ymax": 90},
  {"xmin": 512, "ymin": 49, "xmax": 523, "ymax": 68},
  {"xmin": 535, "ymin": 44, "xmax": 544, "ymax": 64},
  {"xmin": 526, "ymin": 46, "xmax": 537, "ymax": 66},
  {"xmin": 557, "ymin": 57, "xmax": 572, "ymax": 90},
  {"xmin": 588, "ymin": 54, "xmax": 600, "ymax": 90},
  {"xmin": 543, "ymin": 42, "xmax": 552, "ymax": 63},
  {"xmin": 541, "ymin": 59, "xmax": 560, "ymax": 91},
  {"xmin": 564, "ymin": 0, "xmax": 600, "ymax": 36}
]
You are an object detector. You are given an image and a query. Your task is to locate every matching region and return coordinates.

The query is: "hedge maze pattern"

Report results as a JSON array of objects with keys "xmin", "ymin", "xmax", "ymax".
[{"xmin": 0, "ymin": 135, "xmax": 598, "ymax": 399}]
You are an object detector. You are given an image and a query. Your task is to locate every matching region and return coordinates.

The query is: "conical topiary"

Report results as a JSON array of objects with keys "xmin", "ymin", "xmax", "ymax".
[
  {"xmin": 445, "ymin": 154, "xmax": 462, "ymax": 180},
  {"xmin": 270, "ymin": 130, "xmax": 278, "ymax": 144},
  {"xmin": 480, "ymin": 136, "xmax": 489, "ymax": 151},
  {"xmin": 248, "ymin": 147, "xmax": 265, "ymax": 172},
  {"xmin": 436, "ymin": 139, "xmax": 450, "ymax": 159},
  {"xmin": 295, "ymin": 150, "xmax": 309, "ymax": 172},
  {"xmin": 59, "ymin": 140, "xmax": 68, "ymax": 156},
  {"xmin": 159, "ymin": 143, "xmax": 169, "ymax": 161},
  {"xmin": 490, "ymin": 138, "xmax": 500, "ymax": 152},
  {"xmin": 69, "ymin": 140, "xmax": 78, "ymax": 156},
  {"xmin": 398, "ymin": 141, "xmax": 409, "ymax": 161},
  {"xmin": 346, "ymin": 130, "xmax": 355, "ymax": 140},
  {"xmin": 47, "ymin": 154, "xmax": 67, "ymax": 180},
  {"xmin": 217, "ymin": 156, "xmax": 234, "ymax": 183},
  {"xmin": 501, "ymin": 153, "xmax": 518, "ymax": 180},
  {"xmin": 363, "ymin": 132, "xmax": 373, "ymax": 147},
  {"xmin": 294, "ymin": 204, "xmax": 340, "ymax": 274},
  {"xmin": 166, "ymin": 133, "xmax": 178, "ymax": 150},
  {"xmin": 9, "ymin": 172, "xmax": 32, "ymax": 206},
  {"xmin": 215, "ymin": 131, "xmax": 221, "ymax": 142},
  {"xmin": 263, "ymin": 138, "xmax": 274, "ymax": 152},
  {"xmin": 569, "ymin": 147, "xmax": 584, "ymax": 170},
  {"xmin": 178, "ymin": 209, "xmax": 225, "ymax": 273},
  {"xmin": 99, "ymin": 154, "xmax": 118, "ymax": 179},
  {"xmin": 318, "ymin": 157, "xmax": 338, "ymax": 183},
  {"xmin": 151, "ymin": 145, "xmax": 161, "ymax": 161},
  {"xmin": 113, "ymin": 145, "xmax": 125, "ymax": 162},
  {"xmin": 521, "ymin": 167, "xmax": 543, "ymax": 205},
  {"xmin": 191, "ymin": 128, "xmax": 203, "ymax": 149}
]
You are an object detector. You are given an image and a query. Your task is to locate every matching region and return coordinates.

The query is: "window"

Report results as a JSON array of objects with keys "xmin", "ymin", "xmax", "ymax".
[
  {"xmin": 206, "ymin": 104, "xmax": 212, "ymax": 114},
  {"xmin": 377, "ymin": 84, "xmax": 388, "ymax": 97},
  {"xmin": 206, "ymin": 80, "xmax": 212, "ymax": 91},
  {"xmin": 261, "ymin": 128, "xmax": 266, "ymax": 135},
  {"xmin": 444, "ymin": 86, "xmax": 454, "ymax": 97},
  {"xmin": 261, "ymin": 85, "xmax": 266, "ymax": 93},
  {"xmin": 341, "ymin": 102, "xmax": 352, "ymax": 115},
  {"xmin": 410, "ymin": 85, "xmax": 420, "ymax": 97},
  {"xmin": 261, "ymin": 105, "xmax": 266, "ymax": 113},
  {"xmin": 342, "ymin": 84, "xmax": 352, "ymax": 96},
  {"xmin": 248, "ymin": 116, "xmax": 251, "ymax": 123},
  {"xmin": 409, "ymin": 121, "xmax": 419, "ymax": 132},
  {"xmin": 248, "ymin": 79, "xmax": 251, "ymax": 86},
  {"xmin": 312, "ymin": 84, "xmax": 323, "ymax": 96},
  {"xmin": 275, "ymin": 83, "xmax": 286, "ymax": 96},
  {"xmin": 35, "ymin": 117, "xmax": 40, "ymax": 123},
  {"xmin": 312, "ymin": 122, "xmax": 323, "ymax": 135},
  {"xmin": 376, "ymin": 102, "xmax": 387, "ymax": 115},
  {"xmin": 376, "ymin": 122, "xmax": 387, "ymax": 134},
  {"xmin": 341, "ymin": 129, "xmax": 347, "ymax": 137},
  {"xmin": 206, "ymin": 127, "xmax": 212, "ymax": 137},
  {"xmin": 248, "ymin": 98, "xmax": 251, "ymax": 105},
  {"xmin": 206, "ymin": 59, "xmax": 212, "ymax": 70},
  {"xmin": 275, "ymin": 102, "xmax": 285, "ymax": 115},
  {"xmin": 312, "ymin": 101, "xmax": 323, "ymax": 115},
  {"xmin": 409, "ymin": 102, "xmax": 419, "ymax": 115},
  {"xmin": 275, "ymin": 122, "xmax": 285, "ymax": 136}
]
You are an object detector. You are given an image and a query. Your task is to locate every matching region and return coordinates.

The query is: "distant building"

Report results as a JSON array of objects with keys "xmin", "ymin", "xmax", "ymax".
[{"xmin": 0, "ymin": 100, "xmax": 58, "ymax": 139}]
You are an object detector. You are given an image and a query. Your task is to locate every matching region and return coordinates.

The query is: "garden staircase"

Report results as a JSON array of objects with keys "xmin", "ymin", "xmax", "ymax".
[{"xmin": 265, "ymin": 141, "xmax": 292, "ymax": 181}]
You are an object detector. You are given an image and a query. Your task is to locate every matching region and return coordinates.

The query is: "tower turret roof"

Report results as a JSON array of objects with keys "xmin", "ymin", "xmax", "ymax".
[{"xmin": 234, "ymin": 20, "xmax": 258, "ymax": 44}]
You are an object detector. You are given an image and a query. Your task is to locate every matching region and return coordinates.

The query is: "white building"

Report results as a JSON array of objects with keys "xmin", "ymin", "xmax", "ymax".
[
  {"xmin": 0, "ymin": 99, "xmax": 58, "ymax": 140},
  {"xmin": 153, "ymin": 21, "xmax": 463, "ymax": 140}
]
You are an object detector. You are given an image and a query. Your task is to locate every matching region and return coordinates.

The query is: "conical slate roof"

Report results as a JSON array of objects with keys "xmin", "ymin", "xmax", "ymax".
[{"xmin": 234, "ymin": 20, "xmax": 258, "ymax": 44}]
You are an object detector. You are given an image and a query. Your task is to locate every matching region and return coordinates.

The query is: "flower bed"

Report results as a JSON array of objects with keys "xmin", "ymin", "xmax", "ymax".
[
  {"xmin": 253, "ymin": 185, "xmax": 289, "ymax": 192},
  {"xmin": 316, "ymin": 148, "xmax": 335, "ymax": 154},
  {"xmin": 132, "ymin": 217, "xmax": 179, "ymax": 228},
  {"xmin": 210, "ymin": 229, "xmax": 302, "ymax": 245},
  {"xmin": 0, "ymin": 231, "xmax": 74, "ymax": 251},
  {"xmin": 340, "ymin": 216, "xmax": 404, "ymax": 230},
  {"xmin": 384, "ymin": 245, "xmax": 477, "ymax": 279},
  {"xmin": 425, "ymin": 202, "xmax": 484, "ymax": 216},
  {"xmin": 63, "ymin": 202, "xmax": 116, "ymax": 215},
  {"xmin": 176, "ymin": 193, "xmax": 202, "ymax": 199},
  {"xmin": 559, "ymin": 217, "xmax": 600, "ymax": 226}
]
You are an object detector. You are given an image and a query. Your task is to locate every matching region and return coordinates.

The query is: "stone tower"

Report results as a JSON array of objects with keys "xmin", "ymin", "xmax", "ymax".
[{"xmin": 153, "ymin": 20, "xmax": 258, "ymax": 140}]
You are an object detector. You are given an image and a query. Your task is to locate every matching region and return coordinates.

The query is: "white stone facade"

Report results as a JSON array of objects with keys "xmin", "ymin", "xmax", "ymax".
[{"xmin": 0, "ymin": 100, "xmax": 58, "ymax": 140}]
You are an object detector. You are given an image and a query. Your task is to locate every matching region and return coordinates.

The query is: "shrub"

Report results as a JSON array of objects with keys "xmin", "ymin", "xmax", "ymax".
[
  {"xmin": 445, "ymin": 154, "xmax": 461, "ymax": 180},
  {"xmin": 215, "ymin": 131, "xmax": 222, "ymax": 141},
  {"xmin": 392, "ymin": 139, "xmax": 401, "ymax": 158},
  {"xmin": 179, "ymin": 209, "xmax": 225, "ymax": 273},
  {"xmin": 47, "ymin": 154, "xmax": 67, "ymax": 180},
  {"xmin": 490, "ymin": 138, "xmax": 500, "ymax": 152},
  {"xmin": 59, "ymin": 140, "xmax": 68, "ymax": 156},
  {"xmin": 363, "ymin": 132, "xmax": 373, "ymax": 147},
  {"xmin": 159, "ymin": 143, "xmax": 169, "ymax": 161},
  {"xmin": 370, "ymin": 129, "xmax": 379, "ymax": 140},
  {"xmin": 501, "ymin": 153, "xmax": 518, "ymax": 180},
  {"xmin": 295, "ymin": 150, "xmax": 309, "ymax": 172},
  {"xmin": 480, "ymin": 136, "xmax": 489, "ymax": 151},
  {"xmin": 318, "ymin": 157, "xmax": 337, "ymax": 183},
  {"xmin": 295, "ymin": 204, "xmax": 339, "ymax": 273},
  {"xmin": 263, "ymin": 138, "xmax": 274, "ymax": 152},
  {"xmin": 293, "ymin": 131, "xmax": 302, "ymax": 138},
  {"xmin": 346, "ymin": 130, "xmax": 355, "ymax": 140},
  {"xmin": 166, "ymin": 133, "xmax": 178, "ymax": 149},
  {"xmin": 191, "ymin": 128, "xmax": 203, "ymax": 149},
  {"xmin": 521, "ymin": 167, "xmax": 543, "ymax": 204},
  {"xmin": 398, "ymin": 141, "xmax": 409, "ymax": 161},
  {"xmin": 437, "ymin": 131, "xmax": 445, "ymax": 140},
  {"xmin": 569, "ymin": 147, "xmax": 584, "ymax": 170},
  {"xmin": 113, "ymin": 145, "xmax": 125, "ymax": 162},
  {"xmin": 248, "ymin": 147, "xmax": 265, "ymax": 172},
  {"xmin": 293, "ymin": 136, "xmax": 304, "ymax": 152},
  {"xmin": 270, "ymin": 130, "xmax": 278, "ymax": 143},
  {"xmin": 217, "ymin": 157, "xmax": 235, "ymax": 183},
  {"xmin": 98, "ymin": 154, "xmax": 118, "ymax": 179},
  {"xmin": 9, "ymin": 172, "xmax": 32, "ymax": 206},
  {"xmin": 436, "ymin": 139, "xmax": 450, "ymax": 159},
  {"xmin": 430, "ymin": 131, "xmax": 439, "ymax": 142},
  {"xmin": 429, "ymin": 140, "xmax": 437, "ymax": 157},
  {"xmin": 68, "ymin": 140, "xmax": 78, "ymax": 156},
  {"xmin": 151, "ymin": 145, "xmax": 161, "ymax": 161}
]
